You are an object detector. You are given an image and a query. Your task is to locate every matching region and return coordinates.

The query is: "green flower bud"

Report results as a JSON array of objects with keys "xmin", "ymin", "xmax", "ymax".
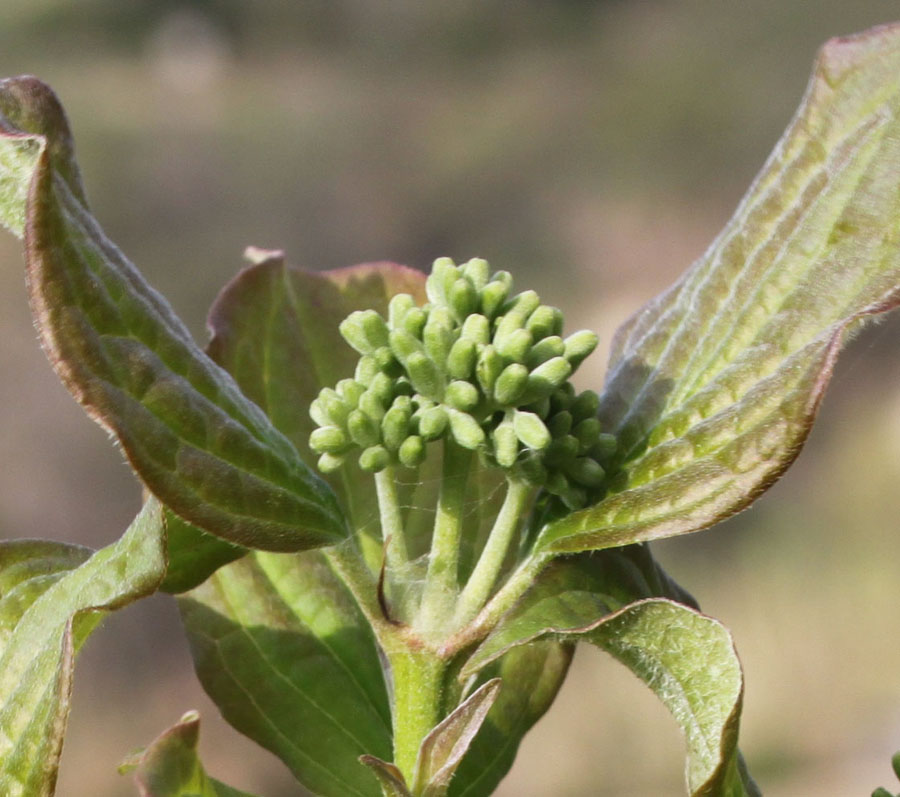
[
  {"xmin": 526, "ymin": 395, "xmax": 551, "ymax": 419},
  {"xmin": 526, "ymin": 305, "xmax": 563, "ymax": 340},
  {"xmin": 572, "ymin": 417, "xmax": 602, "ymax": 450},
  {"xmin": 446, "ymin": 380, "xmax": 480, "ymax": 412},
  {"xmin": 494, "ymin": 363, "xmax": 529, "ymax": 405},
  {"xmin": 461, "ymin": 313, "xmax": 490, "ymax": 345},
  {"xmin": 426, "ymin": 257, "xmax": 458, "ymax": 306},
  {"xmin": 447, "ymin": 407, "xmax": 485, "ymax": 449},
  {"xmin": 570, "ymin": 389, "xmax": 600, "ymax": 421},
  {"xmin": 398, "ymin": 435, "xmax": 426, "ymax": 467},
  {"xmin": 359, "ymin": 390, "xmax": 386, "ymax": 422},
  {"xmin": 359, "ymin": 445, "xmax": 391, "ymax": 473},
  {"xmin": 480, "ymin": 279, "xmax": 510, "ymax": 319},
  {"xmin": 336, "ymin": 378, "xmax": 365, "ymax": 407},
  {"xmin": 348, "ymin": 408, "xmax": 380, "ymax": 447},
  {"xmin": 418, "ymin": 405, "xmax": 448, "ymax": 440},
  {"xmin": 382, "ymin": 402, "xmax": 412, "ymax": 451},
  {"xmin": 394, "ymin": 377, "xmax": 414, "ymax": 397},
  {"xmin": 390, "ymin": 328, "xmax": 424, "ymax": 363},
  {"xmin": 549, "ymin": 383, "xmax": 576, "ymax": 414},
  {"xmin": 591, "ymin": 433, "xmax": 618, "ymax": 460},
  {"xmin": 355, "ymin": 355, "xmax": 379, "ymax": 386},
  {"xmin": 368, "ymin": 372, "xmax": 393, "ymax": 404},
  {"xmin": 309, "ymin": 426, "xmax": 350, "ymax": 454},
  {"xmin": 545, "ymin": 434, "xmax": 579, "ymax": 467},
  {"xmin": 406, "ymin": 351, "xmax": 443, "ymax": 397},
  {"xmin": 461, "ymin": 257, "xmax": 489, "ymax": 290},
  {"xmin": 373, "ymin": 346, "xmax": 399, "ymax": 376},
  {"xmin": 388, "ymin": 293, "xmax": 416, "ymax": 328},
  {"xmin": 563, "ymin": 329, "xmax": 599, "ymax": 367},
  {"xmin": 447, "ymin": 337, "xmax": 477, "ymax": 379},
  {"xmin": 402, "ymin": 306, "xmax": 428, "ymax": 338},
  {"xmin": 526, "ymin": 335, "xmax": 565, "ymax": 368},
  {"xmin": 339, "ymin": 310, "xmax": 389, "ymax": 354},
  {"xmin": 503, "ymin": 290, "xmax": 541, "ymax": 323},
  {"xmin": 513, "ymin": 409, "xmax": 551, "ymax": 451},
  {"xmin": 317, "ymin": 452, "xmax": 345, "ymax": 474},
  {"xmin": 516, "ymin": 450, "xmax": 547, "ymax": 485},
  {"xmin": 547, "ymin": 410, "xmax": 573, "ymax": 438},
  {"xmin": 423, "ymin": 313, "xmax": 454, "ymax": 368},
  {"xmin": 310, "ymin": 388, "xmax": 348, "ymax": 427},
  {"xmin": 476, "ymin": 345, "xmax": 504, "ymax": 395},
  {"xmin": 495, "ymin": 327, "xmax": 532, "ymax": 363},
  {"xmin": 565, "ymin": 457, "xmax": 606, "ymax": 488},
  {"xmin": 492, "ymin": 418, "xmax": 519, "ymax": 468},
  {"xmin": 526, "ymin": 356, "xmax": 573, "ymax": 400},
  {"xmin": 449, "ymin": 277, "xmax": 478, "ymax": 321}
]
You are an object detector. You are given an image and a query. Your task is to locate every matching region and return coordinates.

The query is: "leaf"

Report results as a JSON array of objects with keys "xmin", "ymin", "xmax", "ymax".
[
  {"xmin": 178, "ymin": 550, "xmax": 392, "ymax": 797},
  {"xmin": 207, "ymin": 249, "xmax": 430, "ymax": 563},
  {"xmin": 412, "ymin": 679, "xmax": 501, "ymax": 797},
  {"xmin": 124, "ymin": 711, "xmax": 259, "ymax": 797},
  {"xmin": 449, "ymin": 642, "xmax": 572, "ymax": 797},
  {"xmin": 538, "ymin": 23, "xmax": 900, "ymax": 554},
  {"xmin": 0, "ymin": 498, "xmax": 167, "ymax": 797},
  {"xmin": 0, "ymin": 76, "xmax": 345, "ymax": 553},
  {"xmin": 467, "ymin": 597, "xmax": 752, "ymax": 796},
  {"xmin": 359, "ymin": 756, "xmax": 413, "ymax": 797},
  {"xmin": 160, "ymin": 510, "xmax": 245, "ymax": 595}
]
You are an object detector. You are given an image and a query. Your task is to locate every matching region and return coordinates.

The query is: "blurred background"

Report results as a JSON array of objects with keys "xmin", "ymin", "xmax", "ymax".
[{"xmin": 1, "ymin": 1, "xmax": 899, "ymax": 795}]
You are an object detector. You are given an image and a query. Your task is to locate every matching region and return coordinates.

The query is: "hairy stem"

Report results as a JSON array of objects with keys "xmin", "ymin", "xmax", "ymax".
[
  {"xmin": 417, "ymin": 440, "xmax": 472, "ymax": 635},
  {"xmin": 375, "ymin": 467, "xmax": 408, "ymax": 571},
  {"xmin": 452, "ymin": 477, "xmax": 532, "ymax": 628}
]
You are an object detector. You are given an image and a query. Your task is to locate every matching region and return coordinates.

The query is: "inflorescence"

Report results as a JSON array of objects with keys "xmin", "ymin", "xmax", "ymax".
[{"xmin": 309, "ymin": 258, "xmax": 616, "ymax": 508}]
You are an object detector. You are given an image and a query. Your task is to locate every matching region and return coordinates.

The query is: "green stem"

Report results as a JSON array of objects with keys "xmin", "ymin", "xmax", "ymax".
[
  {"xmin": 324, "ymin": 540, "xmax": 391, "ymax": 638},
  {"xmin": 417, "ymin": 440, "xmax": 472, "ymax": 635},
  {"xmin": 440, "ymin": 550, "xmax": 553, "ymax": 657},
  {"xmin": 388, "ymin": 646, "xmax": 447, "ymax": 785},
  {"xmin": 375, "ymin": 467, "xmax": 408, "ymax": 571},
  {"xmin": 452, "ymin": 477, "xmax": 531, "ymax": 628}
]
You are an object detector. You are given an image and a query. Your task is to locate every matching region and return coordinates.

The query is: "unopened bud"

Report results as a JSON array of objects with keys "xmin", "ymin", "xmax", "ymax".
[
  {"xmin": 447, "ymin": 408, "xmax": 485, "ymax": 450},
  {"xmin": 388, "ymin": 293, "xmax": 416, "ymax": 328},
  {"xmin": 309, "ymin": 426, "xmax": 350, "ymax": 454},
  {"xmin": 311, "ymin": 388, "xmax": 348, "ymax": 427},
  {"xmin": 492, "ymin": 419, "xmax": 519, "ymax": 468},
  {"xmin": 359, "ymin": 445, "xmax": 391, "ymax": 473},
  {"xmin": 359, "ymin": 390, "xmax": 386, "ymax": 422},
  {"xmin": 406, "ymin": 352, "xmax": 442, "ymax": 397},
  {"xmin": 563, "ymin": 330, "xmax": 599, "ymax": 367},
  {"xmin": 382, "ymin": 402, "xmax": 412, "ymax": 451},
  {"xmin": 418, "ymin": 406, "xmax": 448, "ymax": 440},
  {"xmin": 545, "ymin": 434, "xmax": 579, "ymax": 467},
  {"xmin": 398, "ymin": 435, "xmax": 426, "ymax": 467},
  {"xmin": 480, "ymin": 279, "xmax": 510, "ymax": 319},
  {"xmin": 513, "ymin": 410, "xmax": 551, "ymax": 451},
  {"xmin": 336, "ymin": 378, "xmax": 365, "ymax": 407},
  {"xmin": 591, "ymin": 433, "xmax": 618, "ymax": 460},
  {"xmin": 423, "ymin": 314, "xmax": 454, "ymax": 367},
  {"xmin": 476, "ymin": 345, "xmax": 504, "ymax": 395},
  {"xmin": 527, "ymin": 335, "xmax": 565, "ymax": 368},
  {"xmin": 570, "ymin": 389, "xmax": 600, "ymax": 421},
  {"xmin": 461, "ymin": 313, "xmax": 490, "ymax": 345},
  {"xmin": 447, "ymin": 338, "xmax": 477, "ymax": 379},
  {"xmin": 526, "ymin": 305, "xmax": 563, "ymax": 340},
  {"xmin": 348, "ymin": 408, "xmax": 380, "ymax": 447},
  {"xmin": 390, "ymin": 328, "xmax": 424, "ymax": 364},
  {"xmin": 494, "ymin": 363, "xmax": 529, "ymax": 405},
  {"xmin": 446, "ymin": 380, "xmax": 480, "ymax": 412},
  {"xmin": 526, "ymin": 356, "xmax": 573, "ymax": 400},
  {"xmin": 547, "ymin": 410, "xmax": 573, "ymax": 438},
  {"xmin": 565, "ymin": 457, "xmax": 606, "ymax": 488},
  {"xmin": 402, "ymin": 306, "xmax": 428, "ymax": 338},
  {"xmin": 317, "ymin": 452, "xmax": 345, "ymax": 473},
  {"xmin": 461, "ymin": 258, "xmax": 489, "ymax": 290},
  {"xmin": 495, "ymin": 327, "xmax": 532, "ymax": 363},
  {"xmin": 449, "ymin": 277, "xmax": 478, "ymax": 321},
  {"xmin": 426, "ymin": 257, "xmax": 459, "ymax": 305},
  {"xmin": 339, "ymin": 310, "xmax": 389, "ymax": 355},
  {"xmin": 572, "ymin": 417, "xmax": 601, "ymax": 450}
]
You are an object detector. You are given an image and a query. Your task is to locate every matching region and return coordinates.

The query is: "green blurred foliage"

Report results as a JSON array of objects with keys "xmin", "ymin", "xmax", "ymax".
[{"xmin": 0, "ymin": 2, "xmax": 898, "ymax": 795}]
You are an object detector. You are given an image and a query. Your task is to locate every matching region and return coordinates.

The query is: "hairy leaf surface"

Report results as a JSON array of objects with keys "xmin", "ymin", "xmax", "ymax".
[
  {"xmin": 0, "ymin": 76, "xmax": 345, "ymax": 553},
  {"xmin": 124, "ymin": 711, "xmax": 258, "ymax": 797},
  {"xmin": 0, "ymin": 499, "xmax": 166, "ymax": 796},
  {"xmin": 539, "ymin": 24, "xmax": 900, "ymax": 553},
  {"xmin": 179, "ymin": 551, "xmax": 392, "ymax": 797}
]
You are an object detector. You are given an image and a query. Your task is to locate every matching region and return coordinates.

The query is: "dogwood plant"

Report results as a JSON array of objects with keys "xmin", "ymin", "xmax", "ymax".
[{"xmin": 1, "ymin": 21, "xmax": 899, "ymax": 797}]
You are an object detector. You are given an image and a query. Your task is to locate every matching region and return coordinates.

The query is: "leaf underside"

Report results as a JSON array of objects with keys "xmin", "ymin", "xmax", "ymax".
[
  {"xmin": 0, "ymin": 499, "xmax": 166, "ymax": 797},
  {"xmin": 539, "ymin": 23, "xmax": 900, "ymax": 554},
  {"xmin": 0, "ymin": 75, "xmax": 346, "ymax": 555}
]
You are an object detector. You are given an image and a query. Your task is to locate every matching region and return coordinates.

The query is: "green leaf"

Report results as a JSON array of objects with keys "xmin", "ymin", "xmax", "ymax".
[
  {"xmin": 359, "ymin": 756, "xmax": 412, "ymax": 797},
  {"xmin": 206, "ymin": 248, "xmax": 431, "ymax": 564},
  {"xmin": 159, "ymin": 510, "xmax": 245, "ymax": 595},
  {"xmin": 413, "ymin": 678, "xmax": 501, "ymax": 796},
  {"xmin": 0, "ymin": 498, "xmax": 167, "ymax": 797},
  {"xmin": 538, "ymin": 24, "xmax": 900, "ymax": 554},
  {"xmin": 123, "ymin": 711, "xmax": 259, "ymax": 797},
  {"xmin": 467, "ymin": 597, "xmax": 751, "ymax": 796},
  {"xmin": 0, "ymin": 76, "xmax": 345, "ymax": 554},
  {"xmin": 178, "ymin": 550, "xmax": 392, "ymax": 797},
  {"xmin": 449, "ymin": 641, "xmax": 572, "ymax": 797}
]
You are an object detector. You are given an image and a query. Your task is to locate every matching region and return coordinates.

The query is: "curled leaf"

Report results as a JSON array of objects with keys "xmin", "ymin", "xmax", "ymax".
[
  {"xmin": 539, "ymin": 24, "xmax": 900, "ymax": 554},
  {"xmin": 0, "ymin": 76, "xmax": 346, "ymax": 554}
]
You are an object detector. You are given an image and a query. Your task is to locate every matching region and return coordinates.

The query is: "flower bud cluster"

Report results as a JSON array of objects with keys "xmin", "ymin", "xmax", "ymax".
[{"xmin": 309, "ymin": 257, "xmax": 616, "ymax": 507}]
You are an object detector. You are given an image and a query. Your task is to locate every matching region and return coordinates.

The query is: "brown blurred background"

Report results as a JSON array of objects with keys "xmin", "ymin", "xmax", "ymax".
[{"xmin": 1, "ymin": 2, "xmax": 899, "ymax": 795}]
